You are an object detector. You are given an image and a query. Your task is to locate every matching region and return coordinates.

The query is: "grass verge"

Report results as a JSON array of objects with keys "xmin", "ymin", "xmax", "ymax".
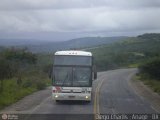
[
  {"xmin": 0, "ymin": 75, "xmax": 50, "ymax": 110},
  {"xmin": 137, "ymin": 74, "xmax": 160, "ymax": 95}
]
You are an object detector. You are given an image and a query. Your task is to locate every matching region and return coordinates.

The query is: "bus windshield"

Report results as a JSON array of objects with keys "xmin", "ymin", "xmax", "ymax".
[
  {"xmin": 54, "ymin": 55, "xmax": 92, "ymax": 66},
  {"xmin": 54, "ymin": 67, "xmax": 91, "ymax": 87}
]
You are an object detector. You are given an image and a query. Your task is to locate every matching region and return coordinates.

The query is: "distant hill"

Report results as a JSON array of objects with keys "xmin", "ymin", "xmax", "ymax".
[
  {"xmin": 89, "ymin": 33, "xmax": 160, "ymax": 71},
  {"xmin": 0, "ymin": 39, "xmax": 49, "ymax": 46},
  {"xmin": 27, "ymin": 36, "xmax": 127, "ymax": 53},
  {"xmin": 0, "ymin": 46, "xmax": 5, "ymax": 51},
  {"xmin": 0, "ymin": 36, "xmax": 127, "ymax": 53}
]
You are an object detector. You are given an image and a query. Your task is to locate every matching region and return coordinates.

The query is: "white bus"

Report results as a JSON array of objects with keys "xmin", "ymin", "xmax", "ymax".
[{"xmin": 51, "ymin": 50, "xmax": 97, "ymax": 102}]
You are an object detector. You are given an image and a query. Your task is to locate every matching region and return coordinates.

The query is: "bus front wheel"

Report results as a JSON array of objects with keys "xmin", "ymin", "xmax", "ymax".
[{"xmin": 55, "ymin": 100, "xmax": 60, "ymax": 102}]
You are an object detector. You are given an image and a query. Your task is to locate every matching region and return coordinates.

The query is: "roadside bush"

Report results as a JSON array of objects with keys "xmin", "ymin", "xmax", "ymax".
[
  {"xmin": 36, "ymin": 82, "xmax": 46, "ymax": 90},
  {"xmin": 22, "ymin": 80, "xmax": 32, "ymax": 88},
  {"xmin": 42, "ymin": 64, "xmax": 53, "ymax": 78},
  {"xmin": 4, "ymin": 48, "xmax": 37, "ymax": 64},
  {"xmin": 139, "ymin": 57, "xmax": 160, "ymax": 80},
  {"xmin": 0, "ymin": 58, "xmax": 13, "ymax": 92}
]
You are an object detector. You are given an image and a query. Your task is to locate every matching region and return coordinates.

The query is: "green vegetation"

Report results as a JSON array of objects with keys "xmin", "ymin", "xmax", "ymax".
[
  {"xmin": 139, "ymin": 57, "xmax": 160, "ymax": 80},
  {"xmin": 89, "ymin": 33, "xmax": 160, "ymax": 71},
  {"xmin": 0, "ymin": 48, "xmax": 51, "ymax": 109},
  {"xmin": 137, "ymin": 57, "xmax": 160, "ymax": 94},
  {"xmin": 136, "ymin": 75, "xmax": 160, "ymax": 94}
]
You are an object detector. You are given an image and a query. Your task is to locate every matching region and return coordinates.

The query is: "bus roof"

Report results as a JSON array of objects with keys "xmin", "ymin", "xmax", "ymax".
[{"xmin": 55, "ymin": 50, "xmax": 92, "ymax": 56}]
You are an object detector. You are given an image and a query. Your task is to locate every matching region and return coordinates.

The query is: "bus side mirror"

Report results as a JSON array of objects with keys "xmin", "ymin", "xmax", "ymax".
[
  {"xmin": 49, "ymin": 67, "xmax": 54, "ymax": 85},
  {"xmin": 94, "ymin": 72, "xmax": 97, "ymax": 80},
  {"xmin": 49, "ymin": 67, "xmax": 53, "ymax": 79},
  {"xmin": 93, "ymin": 65, "xmax": 97, "ymax": 80}
]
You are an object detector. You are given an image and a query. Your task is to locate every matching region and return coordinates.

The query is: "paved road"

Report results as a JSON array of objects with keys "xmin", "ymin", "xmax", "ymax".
[
  {"xmin": 1, "ymin": 68, "xmax": 157, "ymax": 120},
  {"xmin": 98, "ymin": 69, "xmax": 156, "ymax": 114}
]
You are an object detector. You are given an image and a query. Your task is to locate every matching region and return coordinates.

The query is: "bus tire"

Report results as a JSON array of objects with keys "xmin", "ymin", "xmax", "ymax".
[
  {"xmin": 55, "ymin": 100, "xmax": 60, "ymax": 102},
  {"xmin": 86, "ymin": 100, "xmax": 91, "ymax": 103}
]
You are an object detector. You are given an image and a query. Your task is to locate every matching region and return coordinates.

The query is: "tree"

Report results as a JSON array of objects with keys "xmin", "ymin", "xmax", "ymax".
[
  {"xmin": 0, "ymin": 58, "xmax": 12, "ymax": 92},
  {"xmin": 0, "ymin": 48, "xmax": 38, "ymax": 91},
  {"xmin": 139, "ymin": 57, "xmax": 160, "ymax": 80}
]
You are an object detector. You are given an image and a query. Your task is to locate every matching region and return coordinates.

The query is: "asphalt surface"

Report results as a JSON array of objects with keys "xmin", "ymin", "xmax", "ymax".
[
  {"xmin": 1, "ymin": 68, "xmax": 158, "ymax": 120},
  {"xmin": 99, "ymin": 69, "xmax": 156, "ymax": 114}
]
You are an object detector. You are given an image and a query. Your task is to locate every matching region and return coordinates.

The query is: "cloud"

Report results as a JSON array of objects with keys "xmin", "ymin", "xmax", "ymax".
[
  {"xmin": 1, "ymin": 7, "xmax": 160, "ymax": 32},
  {"xmin": 1, "ymin": 0, "xmax": 160, "ymax": 10},
  {"xmin": 0, "ymin": 0, "xmax": 160, "ymax": 39}
]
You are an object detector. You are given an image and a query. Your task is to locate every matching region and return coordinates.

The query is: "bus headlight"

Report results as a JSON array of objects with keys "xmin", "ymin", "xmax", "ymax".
[
  {"xmin": 55, "ymin": 95, "xmax": 58, "ymax": 98},
  {"xmin": 85, "ymin": 96, "xmax": 89, "ymax": 99}
]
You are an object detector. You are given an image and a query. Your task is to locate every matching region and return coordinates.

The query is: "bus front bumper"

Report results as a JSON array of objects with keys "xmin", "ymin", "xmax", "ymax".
[{"xmin": 52, "ymin": 93, "xmax": 91, "ymax": 101}]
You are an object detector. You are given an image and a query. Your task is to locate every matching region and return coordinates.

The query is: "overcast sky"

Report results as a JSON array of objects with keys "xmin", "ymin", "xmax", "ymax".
[{"xmin": 0, "ymin": 0, "xmax": 160, "ymax": 41}]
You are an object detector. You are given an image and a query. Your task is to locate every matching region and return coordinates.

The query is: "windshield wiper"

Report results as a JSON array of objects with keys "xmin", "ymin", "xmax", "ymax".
[
  {"xmin": 73, "ymin": 71, "xmax": 83, "ymax": 87},
  {"xmin": 62, "ymin": 72, "xmax": 70, "ymax": 86}
]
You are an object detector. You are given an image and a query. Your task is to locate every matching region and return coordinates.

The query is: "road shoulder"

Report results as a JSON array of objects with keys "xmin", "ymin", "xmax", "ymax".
[{"xmin": 129, "ymin": 76, "xmax": 160, "ymax": 113}]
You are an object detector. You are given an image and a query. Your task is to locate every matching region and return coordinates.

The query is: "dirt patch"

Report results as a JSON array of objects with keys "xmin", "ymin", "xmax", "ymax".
[{"xmin": 129, "ymin": 76, "xmax": 160, "ymax": 113}]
